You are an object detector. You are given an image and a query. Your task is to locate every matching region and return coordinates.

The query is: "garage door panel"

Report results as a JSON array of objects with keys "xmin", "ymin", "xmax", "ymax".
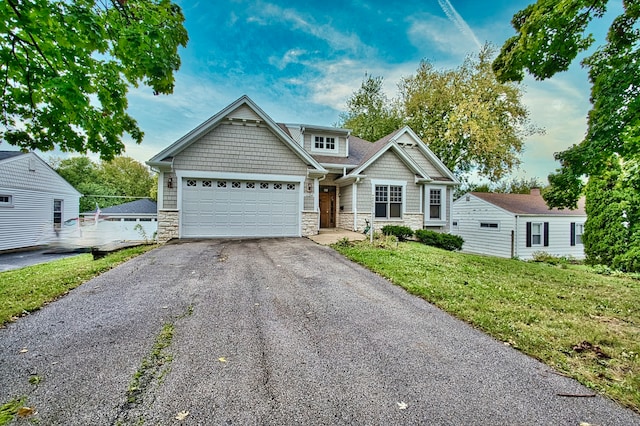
[{"xmin": 182, "ymin": 178, "xmax": 300, "ymax": 237}]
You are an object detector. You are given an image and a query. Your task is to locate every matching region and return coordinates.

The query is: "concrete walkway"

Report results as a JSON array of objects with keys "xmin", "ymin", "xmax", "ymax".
[{"xmin": 307, "ymin": 228, "xmax": 367, "ymax": 245}]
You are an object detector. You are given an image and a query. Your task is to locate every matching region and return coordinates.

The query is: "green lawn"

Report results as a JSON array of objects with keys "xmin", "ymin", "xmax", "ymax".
[
  {"xmin": 334, "ymin": 240, "xmax": 640, "ymax": 413},
  {"xmin": 0, "ymin": 245, "xmax": 157, "ymax": 326}
]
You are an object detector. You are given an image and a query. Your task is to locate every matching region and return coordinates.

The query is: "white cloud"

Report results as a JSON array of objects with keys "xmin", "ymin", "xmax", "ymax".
[{"xmin": 406, "ymin": 14, "xmax": 480, "ymax": 61}]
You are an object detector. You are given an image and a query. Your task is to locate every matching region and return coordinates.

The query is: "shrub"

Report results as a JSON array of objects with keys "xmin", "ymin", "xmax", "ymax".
[
  {"xmin": 381, "ymin": 225, "xmax": 414, "ymax": 241},
  {"xmin": 612, "ymin": 246, "xmax": 640, "ymax": 273},
  {"xmin": 414, "ymin": 229, "xmax": 464, "ymax": 251}
]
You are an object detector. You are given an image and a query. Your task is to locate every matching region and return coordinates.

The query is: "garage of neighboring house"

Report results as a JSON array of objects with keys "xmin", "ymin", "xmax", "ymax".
[{"xmin": 180, "ymin": 177, "xmax": 301, "ymax": 238}]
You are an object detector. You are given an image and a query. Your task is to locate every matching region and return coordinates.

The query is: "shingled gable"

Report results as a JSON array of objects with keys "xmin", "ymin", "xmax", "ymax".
[
  {"xmin": 147, "ymin": 95, "xmax": 327, "ymax": 175},
  {"xmin": 469, "ymin": 191, "xmax": 586, "ymax": 216},
  {"xmin": 337, "ymin": 126, "xmax": 458, "ymax": 184}
]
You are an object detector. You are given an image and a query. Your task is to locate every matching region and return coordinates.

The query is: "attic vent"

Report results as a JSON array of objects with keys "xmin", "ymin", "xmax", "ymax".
[{"xmin": 29, "ymin": 157, "xmax": 36, "ymax": 171}]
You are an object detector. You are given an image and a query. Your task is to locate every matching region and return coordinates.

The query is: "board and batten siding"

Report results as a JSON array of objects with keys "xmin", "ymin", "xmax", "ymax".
[
  {"xmin": 452, "ymin": 196, "xmax": 516, "ymax": 259},
  {"xmin": 0, "ymin": 154, "xmax": 80, "ymax": 251}
]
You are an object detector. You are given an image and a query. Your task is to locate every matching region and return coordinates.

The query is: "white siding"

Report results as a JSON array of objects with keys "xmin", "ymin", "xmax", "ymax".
[
  {"xmin": 0, "ymin": 153, "xmax": 80, "ymax": 251},
  {"xmin": 515, "ymin": 216, "xmax": 586, "ymax": 260},
  {"xmin": 452, "ymin": 195, "xmax": 516, "ymax": 259},
  {"xmin": 452, "ymin": 194, "xmax": 587, "ymax": 260}
]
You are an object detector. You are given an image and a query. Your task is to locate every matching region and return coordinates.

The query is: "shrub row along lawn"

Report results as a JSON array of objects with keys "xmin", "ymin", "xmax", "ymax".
[
  {"xmin": 0, "ymin": 246, "xmax": 157, "ymax": 326},
  {"xmin": 334, "ymin": 241, "xmax": 640, "ymax": 413}
]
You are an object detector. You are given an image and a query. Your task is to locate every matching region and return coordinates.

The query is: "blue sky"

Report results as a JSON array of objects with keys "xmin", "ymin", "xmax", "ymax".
[{"xmin": 69, "ymin": 1, "xmax": 617, "ymax": 183}]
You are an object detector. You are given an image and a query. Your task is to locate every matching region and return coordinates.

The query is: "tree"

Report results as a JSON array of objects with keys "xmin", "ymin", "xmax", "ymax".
[
  {"xmin": 100, "ymin": 156, "xmax": 154, "ymax": 198},
  {"xmin": 1, "ymin": 0, "xmax": 188, "ymax": 160},
  {"xmin": 583, "ymin": 158, "xmax": 640, "ymax": 271},
  {"xmin": 53, "ymin": 156, "xmax": 154, "ymax": 212},
  {"xmin": 455, "ymin": 176, "xmax": 543, "ymax": 199},
  {"xmin": 339, "ymin": 45, "xmax": 539, "ymax": 182},
  {"xmin": 492, "ymin": 0, "xmax": 640, "ymax": 209},
  {"xmin": 338, "ymin": 74, "xmax": 402, "ymax": 142},
  {"xmin": 399, "ymin": 45, "xmax": 538, "ymax": 181}
]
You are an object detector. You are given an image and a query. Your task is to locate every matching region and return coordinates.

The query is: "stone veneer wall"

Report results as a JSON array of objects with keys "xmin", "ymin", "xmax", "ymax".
[
  {"xmin": 354, "ymin": 213, "xmax": 424, "ymax": 234},
  {"xmin": 157, "ymin": 209, "xmax": 179, "ymax": 243},
  {"xmin": 338, "ymin": 212, "xmax": 355, "ymax": 231},
  {"xmin": 302, "ymin": 211, "xmax": 318, "ymax": 236}
]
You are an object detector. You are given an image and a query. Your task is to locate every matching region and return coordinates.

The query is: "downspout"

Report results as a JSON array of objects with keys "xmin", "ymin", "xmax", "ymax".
[
  {"xmin": 511, "ymin": 215, "xmax": 518, "ymax": 259},
  {"xmin": 353, "ymin": 177, "xmax": 361, "ymax": 231}
]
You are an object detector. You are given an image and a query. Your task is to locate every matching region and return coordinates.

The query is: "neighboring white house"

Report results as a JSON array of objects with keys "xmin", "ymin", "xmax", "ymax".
[
  {"xmin": 80, "ymin": 198, "xmax": 157, "ymax": 243},
  {"xmin": 452, "ymin": 189, "xmax": 587, "ymax": 260},
  {"xmin": 0, "ymin": 151, "xmax": 81, "ymax": 252}
]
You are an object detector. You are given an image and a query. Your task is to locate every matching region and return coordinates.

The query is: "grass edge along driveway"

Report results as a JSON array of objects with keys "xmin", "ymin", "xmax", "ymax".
[
  {"xmin": 0, "ymin": 245, "xmax": 157, "ymax": 327},
  {"xmin": 334, "ymin": 240, "xmax": 640, "ymax": 414}
]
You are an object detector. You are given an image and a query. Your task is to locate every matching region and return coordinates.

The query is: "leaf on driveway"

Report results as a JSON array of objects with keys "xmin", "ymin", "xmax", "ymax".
[
  {"xmin": 19, "ymin": 348, "xmax": 28, "ymax": 353},
  {"xmin": 17, "ymin": 406, "xmax": 36, "ymax": 417},
  {"xmin": 175, "ymin": 410, "xmax": 190, "ymax": 420},
  {"xmin": 218, "ymin": 357, "xmax": 227, "ymax": 362},
  {"xmin": 397, "ymin": 401, "xmax": 408, "ymax": 410}
]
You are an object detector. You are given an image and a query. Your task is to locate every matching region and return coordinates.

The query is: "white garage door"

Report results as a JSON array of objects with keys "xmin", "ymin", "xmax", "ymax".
[{"xmin": 181, "ymin": 178, "xmax": 300, "ymax": 237}]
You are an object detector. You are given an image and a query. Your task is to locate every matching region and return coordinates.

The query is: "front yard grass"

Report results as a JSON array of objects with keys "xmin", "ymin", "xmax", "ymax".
[
  {"xmin": 0, "ymin": 245, "xmax": 157, "ymax": 326},
  {"xmin": 334, "ymin": 240, "xmax": 640, "ymax": 413}
]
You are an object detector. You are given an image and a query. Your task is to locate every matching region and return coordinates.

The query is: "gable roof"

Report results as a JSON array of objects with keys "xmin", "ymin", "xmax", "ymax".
[
  {"xmin": 339, "ymin": 126, "xmax": 458, "ymax": 184},
  {"xmin": 147, "ymin": 95, "xmax": 326, "ymax": 174},
  {"xmin": 83, "ymin": 198, "xmax": 157, "ymax": 215},
  {"xmin": 469, "ymin": 191, "xmax": 586, "ymax": 216},
  {"xmin": 0, "ymin": 151, "xmax": 25, "ymax": 162}
]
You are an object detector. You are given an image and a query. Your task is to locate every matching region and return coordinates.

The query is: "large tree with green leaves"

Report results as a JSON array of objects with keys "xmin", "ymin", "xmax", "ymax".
[
  {"xmin": 53, "ymin": 156, "xmax": 154, "ymax": 212},
  {"xmin": 492, "ymin": 0, "xmax": 640, "ymax": 209},
  {"xmin": 1, "ymin": 0, "xmax": 188, "ymax": 159},
  {"xmin": 339, "ymin": 45, "xmax": 538, "ymax": 182},
  {"xmin": 338, "ymin": 74, "xmax": 402, "ymax": 143}
]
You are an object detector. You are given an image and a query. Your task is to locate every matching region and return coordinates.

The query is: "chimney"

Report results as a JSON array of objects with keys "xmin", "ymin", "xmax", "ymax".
[{"xmin": 530, "ymin": 187, "xmax": 541, "ymax": 196}]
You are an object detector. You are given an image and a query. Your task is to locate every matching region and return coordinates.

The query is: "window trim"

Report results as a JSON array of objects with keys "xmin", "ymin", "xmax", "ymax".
[
  {"xmin": 425, "ymin": 186, "xmax": 447, "ymax": 223},
  {"xmin": 311, "ymin": 134, "xmax": 339, "ymax": 154},
  {"xmin": 371, "ymin": 179, "xmax": 406, "ymax": 220},
  {"xmin": 526, "ymin": 221, "xmax": 549, "ymax": 247},
  {"xmin": 53, "ymin": 199, "xmax": 63, "ymax": 230},
  {"xmin": 0, "ymin": 194, "xmax": 13, "ymax": 207},
  {"xmin": 479, "ymin": 221, "xmax": 499, "ymax": 230},
  {"xmin": 571, "ymin": 222, "xmax": 584, "ymax": 246}
]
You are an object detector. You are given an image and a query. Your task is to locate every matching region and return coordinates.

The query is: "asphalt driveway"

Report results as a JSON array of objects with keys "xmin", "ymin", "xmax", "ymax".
[{"xmin": 0, "ymin": 239, "xmax": 638, "ymax": 425}]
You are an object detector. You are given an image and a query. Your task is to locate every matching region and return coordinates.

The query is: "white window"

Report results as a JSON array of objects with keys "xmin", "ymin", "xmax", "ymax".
[
  {"xmin": 312, "ymin": 135, "xmax": 337, "ymax": 153},
  {"xmin": 429, "ymin": 189, "xmax": 442, "ymax": 219},
  {"xmin": 0, "ymin": 194, "xmax": 12, "ymax": 207},
  {"xmin": 531, "ymin": 222, "xmax": 542, "ymax": 246},
  {"xmin": 575, "ymin": 223, "xmax": 584, "ymax": 244},
  {"xmin": 375, "ymin": 185, "xmax": 402, "ymax": 219},
  {"xmin": 53, "ymin": 199, "xmax": 63, "ymax": 230}
]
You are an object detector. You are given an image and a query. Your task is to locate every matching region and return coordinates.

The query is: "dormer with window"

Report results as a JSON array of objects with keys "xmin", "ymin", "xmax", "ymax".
[{"xmin": 283, "ymin": 124, "xmax": 350, "ymax": 158}]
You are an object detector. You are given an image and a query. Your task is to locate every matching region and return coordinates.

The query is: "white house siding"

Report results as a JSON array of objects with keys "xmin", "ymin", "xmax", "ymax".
[
  {"xmin": 515, "ymin": 216, "xmax": 586, "ymax": 260},
  {"xmin": 452, "ymin": 196, "xmax": 516, "ymax": 259},
  {"xmin": 0, "ymin": 154, "xmax": 79, "ymax": 251}
]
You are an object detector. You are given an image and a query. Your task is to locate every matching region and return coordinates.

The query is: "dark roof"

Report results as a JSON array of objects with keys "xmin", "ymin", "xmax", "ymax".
[
  {"xmin": 84, "ymin": 198, "xmax": 157, "ymax": 215},
  {"xmin": 0, "ymin": 151, "xmax": 25, "ymax": 161},
  {"xmin": 311, "ymin": 135, "xmax": 372, "ymax": 166},
  {"xmin": 471, "ymin": 192, "xmax": 586, "ymax": 216}
]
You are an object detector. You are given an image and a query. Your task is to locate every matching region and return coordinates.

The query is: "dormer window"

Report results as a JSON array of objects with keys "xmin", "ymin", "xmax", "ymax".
[
  {"xmin": 312, "ymin": 135, "xmax": 338, "ymax": 153},
  {"xmin": 314, "ymin": 136, "xmax": 335, "ymax": 150}
]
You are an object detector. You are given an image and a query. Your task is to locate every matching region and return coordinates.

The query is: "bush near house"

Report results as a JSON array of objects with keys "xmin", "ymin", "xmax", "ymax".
[
  {"xmin": 415, "ymin": 229, "xmax": 464, "ymax": 251},
  {"xmin": 381, "ymin": 225, "xmax": 414, "ymax": 241}
]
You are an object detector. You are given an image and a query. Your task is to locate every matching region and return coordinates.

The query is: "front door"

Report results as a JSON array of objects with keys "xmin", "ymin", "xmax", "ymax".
[{"xmin": 319, "ymin": 190, "xmax": 336, "ymax": 228}]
